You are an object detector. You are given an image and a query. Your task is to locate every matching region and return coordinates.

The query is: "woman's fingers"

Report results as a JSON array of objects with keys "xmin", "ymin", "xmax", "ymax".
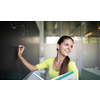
[
  {"xmin": 18, "ymin": 45, "xmax": 25, "ymax": 57},
  {"xmin": 19, "ymin": 45, "xmax": 25, "ymax": 51}
]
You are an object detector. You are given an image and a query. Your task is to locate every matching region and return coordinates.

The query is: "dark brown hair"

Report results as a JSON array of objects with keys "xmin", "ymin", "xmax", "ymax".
[{"xmin": 57, "ymin": 36, "xmax": 74, "ymax": 75}]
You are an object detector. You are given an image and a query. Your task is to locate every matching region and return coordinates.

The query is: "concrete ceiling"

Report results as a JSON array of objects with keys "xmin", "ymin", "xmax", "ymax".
[{"xmin": 44, "ymin": 21, "xmax": 99, "ymax": 37}]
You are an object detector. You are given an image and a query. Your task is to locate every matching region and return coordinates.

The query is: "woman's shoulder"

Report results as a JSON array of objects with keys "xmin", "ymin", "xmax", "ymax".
[
  {"xmin": 69, "ymin": 61, "xmax": 76, "ymax": 64},
  {"xmin": 68, "ymin": 61, "xmax": 76, "ymax": 67},
  {"xmin": 68, "ymin": 60, "xmax": 79, "ymax": 70}
]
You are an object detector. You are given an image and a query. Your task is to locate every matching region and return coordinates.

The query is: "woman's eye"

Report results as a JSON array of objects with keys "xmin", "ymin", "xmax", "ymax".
[
  {"xmin": 65, "ymin": 44, "xmax": 68, "ymax": 46},
  {"xmin": 64, "ymin": 44, "xmax": 73, "ymax": 48},
  {"xmin": 71, "ymin": 46, "xmax": 73, "ymax": 48}
]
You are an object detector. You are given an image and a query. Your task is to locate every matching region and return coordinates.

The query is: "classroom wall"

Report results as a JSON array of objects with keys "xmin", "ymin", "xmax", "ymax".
[
  {"xmin": 83, "ymin": 43, "xmax": 98, "ymax": 68},
  {"xmin": 36, "ymin": 21, "xmax": 44, "ymax": 63},
  {"xmin": 44, "ymin": 43, "xmax": 57, "ymax": 60}
]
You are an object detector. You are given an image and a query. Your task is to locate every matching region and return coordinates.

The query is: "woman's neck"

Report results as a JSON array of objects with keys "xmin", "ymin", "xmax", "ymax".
[{"xmin": 55, "ymin": 51, "xmax": 65, "ymax": 63}]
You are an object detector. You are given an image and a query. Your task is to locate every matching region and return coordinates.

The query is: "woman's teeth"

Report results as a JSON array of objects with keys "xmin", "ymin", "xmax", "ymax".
[{"xmin": 65, "ymin": 50, "xmax": 69, "ymax": 53}]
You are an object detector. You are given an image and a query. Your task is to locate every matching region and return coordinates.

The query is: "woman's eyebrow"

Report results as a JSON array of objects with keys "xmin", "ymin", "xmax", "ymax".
[{"xmin": 66, "ymin": 43, "xmax": 73, "ymax": 47}]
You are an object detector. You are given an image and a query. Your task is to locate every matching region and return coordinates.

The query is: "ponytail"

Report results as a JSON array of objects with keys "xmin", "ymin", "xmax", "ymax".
[{"xmin": 59, "ymin": 56, "xmax": 70, "ymax": 75}]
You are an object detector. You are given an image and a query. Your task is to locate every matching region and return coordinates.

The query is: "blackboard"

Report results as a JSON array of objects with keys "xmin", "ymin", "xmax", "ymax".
[{"xmin": 0, "ymin": 21, "xmax": 39, "ymax": 80}]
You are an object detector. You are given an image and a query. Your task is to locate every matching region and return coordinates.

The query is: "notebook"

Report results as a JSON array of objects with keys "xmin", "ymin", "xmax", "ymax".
[{"xmin": 32, "ymin": 71, "xmax": 77, "ymax": 80}]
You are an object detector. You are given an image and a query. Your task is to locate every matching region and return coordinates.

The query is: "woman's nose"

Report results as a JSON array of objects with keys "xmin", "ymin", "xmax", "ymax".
[{"xmin": 68, "ymin": 46, "xmax": 71, "ymax": 50}]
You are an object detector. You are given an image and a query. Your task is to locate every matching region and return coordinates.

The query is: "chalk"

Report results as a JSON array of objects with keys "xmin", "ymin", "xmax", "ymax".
[{"xmin": 19, "ymin": 45, "xmax": 22, "ymax": 48}]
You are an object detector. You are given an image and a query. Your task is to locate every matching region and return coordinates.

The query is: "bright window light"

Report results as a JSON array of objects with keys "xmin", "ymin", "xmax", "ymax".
[
  {"xmin": 46, "ymin": 36, "xmax": 60, "ymax": 44},
  {"xmin": 73, "ymin": 36, "xmax": 81, "ymax": 41}
]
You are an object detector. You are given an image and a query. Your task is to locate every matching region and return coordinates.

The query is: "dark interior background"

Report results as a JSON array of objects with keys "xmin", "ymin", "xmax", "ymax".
[{"xmin": 0, "ymin": 21, "xmax": 39, "ymax": 80}]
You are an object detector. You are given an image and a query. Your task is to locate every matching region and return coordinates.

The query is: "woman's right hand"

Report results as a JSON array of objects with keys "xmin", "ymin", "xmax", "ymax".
[
  {"xmin": 18, "ymin": 45, "xmax": 25, "ymax": 58},
  {"xmin": 17, "ymin": 45, "xmax": 38, "ymax": 71}
]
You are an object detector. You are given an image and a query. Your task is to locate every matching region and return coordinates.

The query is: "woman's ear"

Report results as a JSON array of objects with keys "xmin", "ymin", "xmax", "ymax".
[{"xmin": 57, "ymin": 44, "xmax": 59, "ymax": 50}]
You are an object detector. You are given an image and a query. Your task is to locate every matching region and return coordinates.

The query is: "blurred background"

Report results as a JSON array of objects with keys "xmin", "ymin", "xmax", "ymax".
[{"xmin": 38, "ymin": 21, "xmax": 100, "ymax": 80}]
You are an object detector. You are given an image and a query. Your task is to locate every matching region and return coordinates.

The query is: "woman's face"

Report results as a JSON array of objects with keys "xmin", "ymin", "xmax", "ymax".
[{"xmin": 57, "ymin": 39, "xmax": 73, "ymax": 57}]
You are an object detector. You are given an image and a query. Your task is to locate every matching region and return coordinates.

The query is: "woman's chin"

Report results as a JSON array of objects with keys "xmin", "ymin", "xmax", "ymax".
[{"xmin": 63, "ymin": 53, "xmax": 69, "ymax": 57}]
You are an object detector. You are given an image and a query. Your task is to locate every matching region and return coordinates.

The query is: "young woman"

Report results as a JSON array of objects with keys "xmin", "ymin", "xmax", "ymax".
[{"xmin": 18, "ymin": 36, "xmax": 79, "ymax": 80}]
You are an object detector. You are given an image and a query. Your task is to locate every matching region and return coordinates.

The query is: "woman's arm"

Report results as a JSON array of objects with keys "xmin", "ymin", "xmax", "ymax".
[{"xmin": 18, "ymin": 45, "xmax": 38, "ymax": 71}]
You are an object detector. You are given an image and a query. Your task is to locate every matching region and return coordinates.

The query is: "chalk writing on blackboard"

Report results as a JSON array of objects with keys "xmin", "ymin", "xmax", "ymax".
[
  {"xmin": 10, "ymin": 21, "xmax": 17, "ymax": 29},
  {"xmin": 20, "ymin": 25, "xmax": 25, "ymax": 36}
]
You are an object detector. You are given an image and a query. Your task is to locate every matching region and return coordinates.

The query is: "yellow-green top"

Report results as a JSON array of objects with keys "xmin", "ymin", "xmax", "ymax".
[{"xmin": 36, "ymin": 57, "xmax": 79, "ymax": 80}]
